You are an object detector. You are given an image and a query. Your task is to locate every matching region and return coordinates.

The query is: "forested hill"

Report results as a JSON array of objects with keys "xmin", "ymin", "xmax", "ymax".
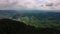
[
  {"xmin": 0, "ymin": 18, "xmax": 35, "ymax": 34},
  {"xmin": 0, "ymin": 10, "xmax": 60, "ymax": 28},
  {"xmin": 0, "ymin": 18, "xmax": 60, "ymax": 34}
]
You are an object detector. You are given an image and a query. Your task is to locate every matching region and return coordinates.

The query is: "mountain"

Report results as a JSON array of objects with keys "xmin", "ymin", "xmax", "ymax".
[
  {"xmin": 0, "ymin": 10, "xmax": 60, "ymax": 34},
  {"xmin": 0, "ymin": 18, "xmax": 60, "ymax": 34},
  {"xmin": 0, "ymin": 10, "xmax": 60, "ymax": 28},
  {"xmin": 11, "ymin": 10, "xmax": 60, "ymax": 28},
  {"xmin": 0, "ymin": 10, "xmax": 18, "ymax": 19},
  {"xmin": 0, "ymin": 18, "xmax": 35, "ymax": 34}
]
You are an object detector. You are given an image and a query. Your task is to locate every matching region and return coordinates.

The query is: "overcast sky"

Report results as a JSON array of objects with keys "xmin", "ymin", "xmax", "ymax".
[{"xmin": 0, "ymin": 0, "xmax": 60, "ymax": 10}]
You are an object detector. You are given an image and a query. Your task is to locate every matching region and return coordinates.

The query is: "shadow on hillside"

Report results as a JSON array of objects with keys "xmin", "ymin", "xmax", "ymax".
[{"xmin": 0, "ymin": 19, "xmax": 60, "ymax": 34}]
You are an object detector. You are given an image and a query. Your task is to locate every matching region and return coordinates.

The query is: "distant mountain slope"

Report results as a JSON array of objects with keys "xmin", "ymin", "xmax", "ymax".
[
  {"xmin": 0, "ymin": 10, "xmax": 18, "ymax": 19},
  {"xmin": 0, "ymin": 10, "xmax": 60, "ymax": 30},
  {"xmin": 11, "ymin": 10, "xmax": 60, "ymax": 28},
  {"xmin": 0, "ymin": 10, "xmax": 60, "ymax": 19}
]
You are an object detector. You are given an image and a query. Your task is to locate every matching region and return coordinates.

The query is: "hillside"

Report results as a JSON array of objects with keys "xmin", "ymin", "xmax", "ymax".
[
  {"xmin": 0, "ymin": 18, "xmax": 60, "ymax": 34},
  {"xmin": 0, "ymin": 18, "xmax": 35, "ymax": 34},
  {"xmin": 12, "ymin": 11, "xmax": 60, "ymax": 28},
  {"xmin": 0, "ymin": 10, "xmax": 60, "ymax": 28}
]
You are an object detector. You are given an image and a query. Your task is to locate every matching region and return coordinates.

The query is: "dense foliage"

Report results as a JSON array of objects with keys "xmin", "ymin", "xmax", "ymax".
[
  {"xmin": 0, "ymin": 10, "xmax": 60, "ymax": 34},
  {"xmin": 0, "ymin": 19, "xmax": 60, "ymax": 34},
  {"xmin": 0, "ymin": 10, "xmax": 60, "ymax": 28},
  {"xmin": 11, "ymin": 11, "xmax": 60, "ymax": 28}
]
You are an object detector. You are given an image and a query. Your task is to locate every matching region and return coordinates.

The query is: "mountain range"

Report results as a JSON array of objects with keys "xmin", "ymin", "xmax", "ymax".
[{"xmin": 0, "ymin": 10, "xmax": 60, "ymax": 28}]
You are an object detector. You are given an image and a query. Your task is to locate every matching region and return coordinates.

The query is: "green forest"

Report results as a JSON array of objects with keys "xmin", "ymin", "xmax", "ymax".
[{"xmin": 14, "ymin": 16, "xmax": 60, "ymax": 28}]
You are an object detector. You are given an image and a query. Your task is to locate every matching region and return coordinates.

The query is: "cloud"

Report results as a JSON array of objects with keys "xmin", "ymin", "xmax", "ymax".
[{"xmin": 0, "ymin": 0, "xmax": 60, "ymax": 10}]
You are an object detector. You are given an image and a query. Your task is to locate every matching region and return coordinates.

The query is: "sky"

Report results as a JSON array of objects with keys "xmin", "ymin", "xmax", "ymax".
[{"xmin": 0, "ymin": 0, "xmax": 60, "ymax": 10}]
